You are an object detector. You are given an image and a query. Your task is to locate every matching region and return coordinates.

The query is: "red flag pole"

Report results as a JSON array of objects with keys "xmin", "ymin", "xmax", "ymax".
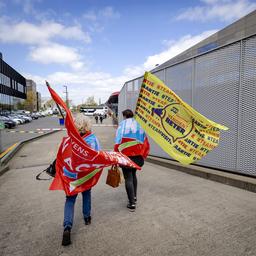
[{"xmin": 46, "ymin": 81, "xmax": 65, "ymax": 120}]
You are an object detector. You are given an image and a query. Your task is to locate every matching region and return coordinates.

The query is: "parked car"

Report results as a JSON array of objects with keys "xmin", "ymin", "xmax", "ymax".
[
  {"xmin": 35, "ymin": 112, "xmax": 43, "ymax": 118},
  {"xmin": 52, "ymin": 109, "xmax": 59, "ymax": 115},
  {"xmin": 31, "ymin": 113, "xmax": 39, "ymax": 119},
  {"xmin": 39, "ymin": 111, "xmax": 46, "ymax": 117},
  {"xmin": 7, "ymin": 115, "xmax": 24, "ymax": 124},
  {"xmin": 9, "ymin": 115, "xmax": 25, "ymax": 124},
  {"xmin": 0, "ymin": 116, "xmax": 17, "ymax": 129},
  {"xmin": 17, "ymin": 114, "xmax": 31, "ymax": 123}
]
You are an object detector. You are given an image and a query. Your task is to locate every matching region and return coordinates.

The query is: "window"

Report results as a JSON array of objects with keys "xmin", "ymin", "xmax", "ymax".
[{"xmin": 18, "ymin": 83, "xmax": 24, "ymax": 92}]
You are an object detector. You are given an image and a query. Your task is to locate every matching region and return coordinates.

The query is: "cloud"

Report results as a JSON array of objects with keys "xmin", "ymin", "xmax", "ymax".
[
  {"xmin": 28, "ymin": 30, "xmax": 218, "ymax": 104},
  {"xmin": 0, "ymin": 18, "xmax": 91, "ymax": 44},
  {"xmin": 83, "ymin": 6, "xmax": 120, "ymax": 21},
  {"xmin": 83, "ymin": 6, "xmax": 120, "ymax": 32},
  {"xmin": 124, "ymin": 30, "xmax": 218, "ymax": 78},
  {"xmin": 26, "ymin": 70, "xmax": 129, "ymax": 104},
  {"xmin": 0, "ymin": 18, "xmax": 90, "ymax": 69},
  {"xmin": 29, "ymin": 43, "xmax": 84, "ymax": 69},
  {"xmin": 176, "ymin": 0, "xmax": 256, "ymax": 22}
]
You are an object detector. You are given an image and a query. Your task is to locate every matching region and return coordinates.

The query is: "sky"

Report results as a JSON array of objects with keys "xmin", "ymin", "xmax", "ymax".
[{"xmin": 0, "ymin": 0, "xmax": 256, "ymax": 105}]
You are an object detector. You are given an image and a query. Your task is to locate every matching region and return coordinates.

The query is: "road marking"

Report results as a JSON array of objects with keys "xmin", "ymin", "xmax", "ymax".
[
  {"xmin": 4, "ymin": 126, "xmax": 116, "ymax": 134},
  {"xmin": 92, "ymin": 124, "xmax": 117, "ymax": 127},
  {"xmin": 5, "ymin": 128, "xmax": 66, "ymax": 134},
  {"xmin": 0, "ymin": 143, "xmax": 18, "ymax": 159},
  {"xmin": 36, "ymin": 128, "xmax": 66, "ymax": 131}
]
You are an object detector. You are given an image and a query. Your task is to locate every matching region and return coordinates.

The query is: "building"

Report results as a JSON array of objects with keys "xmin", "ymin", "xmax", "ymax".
[
  {"xmin": 36, "ymin": 91, "xmax": 41, "ymax": 111},
  {"xmin": 119, "ymin": 10, "xmax": 256, "ymax": 177},
  {"xmin": 26, "ymin": 79, "xmax": 37, "ymax": 112},
  {"xmin": 0, "ymin": 54, "xmax": 26, "ymax": 114},
  {"xmin": 106, "ymin": 91, "xmax": 119, "ymax": 117}
]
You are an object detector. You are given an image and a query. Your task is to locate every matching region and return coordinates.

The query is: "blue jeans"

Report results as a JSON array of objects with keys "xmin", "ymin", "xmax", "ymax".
[{"xmin": 63, "ymin": 189, "xmax": 91, "ymax": 229}]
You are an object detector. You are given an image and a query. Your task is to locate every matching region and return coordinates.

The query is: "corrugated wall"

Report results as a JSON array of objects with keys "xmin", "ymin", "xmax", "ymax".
[{"xmin": 118, "ymin": 35, "xmax": 256, "ymax": 176}]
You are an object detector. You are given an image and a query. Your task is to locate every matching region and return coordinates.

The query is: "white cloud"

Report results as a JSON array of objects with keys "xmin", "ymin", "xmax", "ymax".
[
  {"xmin": 28, "ymin": 30, "xmax": 219, "ymax": 104},
  {"xmin": 27, "ymin": 70, "xmax": 129, "ymax": 104},
  {"xmin": 124, "ymin": 30, "xmax": 218, "ymax": 78},
  {"xmin": 176, "ymin": 0, "xmax": 256, "ymax": 22},
  {"xmin": 83, "ymin": 6, "xmax": 120, "ymax": 21},
  {"xmin": 83, "ymin": 6, "xmax": 120, "ymax": 32},
  {"xmin": 0, "ymin": 18, "xmax": 91, "ymax": 44},
  {"xmin": 29, "ymin": 43, "xmax": 84, "ymax": 69},
  {"xmin": 0, "ymin": 18, "xmax": 90, "ymax": 69}
]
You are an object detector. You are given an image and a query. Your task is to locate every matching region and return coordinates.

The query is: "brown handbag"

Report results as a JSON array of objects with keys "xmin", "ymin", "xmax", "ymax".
[{"xmin": 106, "ymin": 165, "xmax": 121, "ymax": 188}]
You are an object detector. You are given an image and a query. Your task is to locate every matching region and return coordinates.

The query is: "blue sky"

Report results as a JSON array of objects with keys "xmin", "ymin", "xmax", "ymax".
[{"xmin": 0, "ymin": 0, "xmax": 255, "ymax": 105}]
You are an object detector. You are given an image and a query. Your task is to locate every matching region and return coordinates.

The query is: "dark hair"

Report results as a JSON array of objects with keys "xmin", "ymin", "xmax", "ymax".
[{"xmin": 122, "ymin": 109, "xmax": 134, "ymax": 119}]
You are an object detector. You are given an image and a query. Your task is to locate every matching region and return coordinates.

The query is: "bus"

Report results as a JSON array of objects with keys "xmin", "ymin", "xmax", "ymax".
[{"xmin": 80, "ymin": 106, "xmax": 108, "ymax": 116}]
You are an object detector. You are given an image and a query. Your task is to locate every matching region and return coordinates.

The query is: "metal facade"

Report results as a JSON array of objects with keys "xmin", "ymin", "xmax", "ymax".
[{"xmin": 119, "ymin": 35, "xmax": 256, "ymax": 176}]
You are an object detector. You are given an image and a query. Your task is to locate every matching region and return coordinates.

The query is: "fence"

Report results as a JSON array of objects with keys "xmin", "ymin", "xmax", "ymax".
[{"xmin": 118, "ymin": 35, "xmax": 256, "ymax": 177}]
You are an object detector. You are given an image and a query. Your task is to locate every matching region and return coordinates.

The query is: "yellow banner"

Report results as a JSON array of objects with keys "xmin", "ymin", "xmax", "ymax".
[{"xmin": 134, "ymin": 72, "xmax": 228, "ymax": 165}]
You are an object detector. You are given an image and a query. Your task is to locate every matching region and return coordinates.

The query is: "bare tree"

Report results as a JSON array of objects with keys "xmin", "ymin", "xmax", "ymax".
[{"xmin": 84, "ymin": 96, "xmax": 98, "ymax": 106}]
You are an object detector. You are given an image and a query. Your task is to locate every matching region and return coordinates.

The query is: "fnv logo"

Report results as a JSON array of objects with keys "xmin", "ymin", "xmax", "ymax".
[{"xmin": 152, "ymin": 103, "xmax": 194, "ymax": 142}]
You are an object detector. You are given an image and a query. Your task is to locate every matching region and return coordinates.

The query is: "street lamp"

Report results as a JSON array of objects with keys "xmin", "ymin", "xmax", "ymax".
[{"xmin": 63, "ymin": 85, "xmax": 69, "ymax": 109}]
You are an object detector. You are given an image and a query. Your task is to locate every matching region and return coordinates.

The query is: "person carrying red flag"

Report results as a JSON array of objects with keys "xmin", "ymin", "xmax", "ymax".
[
  {"xmin": 58, "ymin": 114, "xmax": 100, "ymax": 246},
  {"xmin": 114, "ymin": 109, "xmax": 150, "ymax": 211},
  {"xmin": 46, "ymin": 83, "xmax": 142, "ymax": 245}
]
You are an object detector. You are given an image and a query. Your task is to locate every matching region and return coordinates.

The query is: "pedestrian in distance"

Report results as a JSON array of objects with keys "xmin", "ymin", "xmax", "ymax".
[
  {"xmin": 53, "ymin": 114, "xmax": 101, "ymax": 246},
  {"xmin": 99, "ymin": 115, "xmax": 103, "ymax": 124},
  {"xmin": 95, "ymin": 114, "xmax": 98, "ymax": 124},
  {"xmin": 114, "ymin": 109, "xmax": 150, "ymax": 211}
]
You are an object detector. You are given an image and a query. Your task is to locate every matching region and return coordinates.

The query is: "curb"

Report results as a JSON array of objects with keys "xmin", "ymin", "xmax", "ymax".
[
  {"xmin": 146, "ymin": 156, "xmax": 256, "ymax": 193},
  {"xmin": 0, "ymin": 130, "xmax": 61, "ymax": 167},
  {"xmin": 0, "ymin": 164, "xmax": 9, "ymax": 176}
]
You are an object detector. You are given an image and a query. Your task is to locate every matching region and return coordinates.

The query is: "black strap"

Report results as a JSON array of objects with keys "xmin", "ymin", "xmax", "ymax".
[
  {"xmin": 36, "ymin": 159, "xmax": 56, "ymax": 181},
  {"xmin": 36, "ymin": 169, "xmax": 52, "ymax": 181}
]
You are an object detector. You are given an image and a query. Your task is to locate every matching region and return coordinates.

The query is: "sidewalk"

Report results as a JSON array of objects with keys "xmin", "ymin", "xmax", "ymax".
[{"xmin": 1, "ymin": 126, "xmax": 256, "ymax": 256}]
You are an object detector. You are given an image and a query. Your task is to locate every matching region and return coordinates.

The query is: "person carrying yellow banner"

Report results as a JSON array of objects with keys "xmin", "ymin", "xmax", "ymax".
[{"xmin": 134, "ymin": 72, "xmax": 228, "ymax": 165}]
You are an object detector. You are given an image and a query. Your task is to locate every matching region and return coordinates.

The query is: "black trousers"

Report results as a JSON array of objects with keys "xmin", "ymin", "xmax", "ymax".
[{"xmin": 121, "ymin": 155, "xmax": 144, "ymax": 204}]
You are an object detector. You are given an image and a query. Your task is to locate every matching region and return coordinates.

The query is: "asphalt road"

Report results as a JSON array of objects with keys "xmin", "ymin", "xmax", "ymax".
[
  {"xmin": 0, "ymin": 122, "xmax": 256, "ymax": 256},
  {"xmin": 0, "ymin": 115, "xmax": 114, "ymax": 154},
  {"xmin": 0, "ymin": 116, "xmax": 63, "ymax": 153}
]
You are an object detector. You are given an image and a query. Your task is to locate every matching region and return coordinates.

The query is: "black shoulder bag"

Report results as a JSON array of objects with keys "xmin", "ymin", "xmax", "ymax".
[{"xmin": 36, "ymin": 159, "xmax": 56, "ymax": 180}]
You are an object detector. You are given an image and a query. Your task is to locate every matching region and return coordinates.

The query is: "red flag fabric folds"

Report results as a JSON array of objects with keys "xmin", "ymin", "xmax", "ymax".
[{"xmin": 46, "ymin": 82, "xmax": 141, "ymax": 195}]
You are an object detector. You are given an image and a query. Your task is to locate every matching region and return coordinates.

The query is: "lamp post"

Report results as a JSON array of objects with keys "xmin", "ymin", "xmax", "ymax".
[{"xmin": 63, "ymin": 85, "xmax": 69, "ymax": 109}]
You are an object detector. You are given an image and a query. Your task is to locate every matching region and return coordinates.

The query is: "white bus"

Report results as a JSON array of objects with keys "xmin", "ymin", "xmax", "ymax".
[{"xmin": 80, "ymin": 106, "xmax": 108, "ymax": 116}]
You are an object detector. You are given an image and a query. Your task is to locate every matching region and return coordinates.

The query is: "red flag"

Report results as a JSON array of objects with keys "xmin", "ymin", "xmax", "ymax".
[{"xmin": 46, "ymin": 82, "xmax": 141, "ymax": 195}]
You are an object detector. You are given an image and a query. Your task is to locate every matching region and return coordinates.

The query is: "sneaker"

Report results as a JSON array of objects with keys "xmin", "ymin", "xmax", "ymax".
[
  {"xmin": 127, "ymin": 198, "xmax": 137, "ymax": 205},
  {"xmin": 127, "ymin": 203, "xmax": 136, "ymax": 211},
  {"xmin": 84, "ymin": 216, "xmax": 91, "ymax": 225},
  {"xmin": 62, "ymin": 227, "xmax": 71, "ymax": 246}
]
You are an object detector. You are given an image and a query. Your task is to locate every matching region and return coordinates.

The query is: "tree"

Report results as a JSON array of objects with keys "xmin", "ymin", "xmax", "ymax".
[
  {"xmin": 23, "ymin": 91, "xmax": 34, "ymax": 112},
  {"xmin": 44, "ymin": 99, "xmax": 56, "ymax": 109},
  {"xmin": 84, "ymin": 96, "xmax": 98, "ymax": 106},
  {"xmin": 17, "ymin": 101, "xmax": 25, "ymax": 110}
]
